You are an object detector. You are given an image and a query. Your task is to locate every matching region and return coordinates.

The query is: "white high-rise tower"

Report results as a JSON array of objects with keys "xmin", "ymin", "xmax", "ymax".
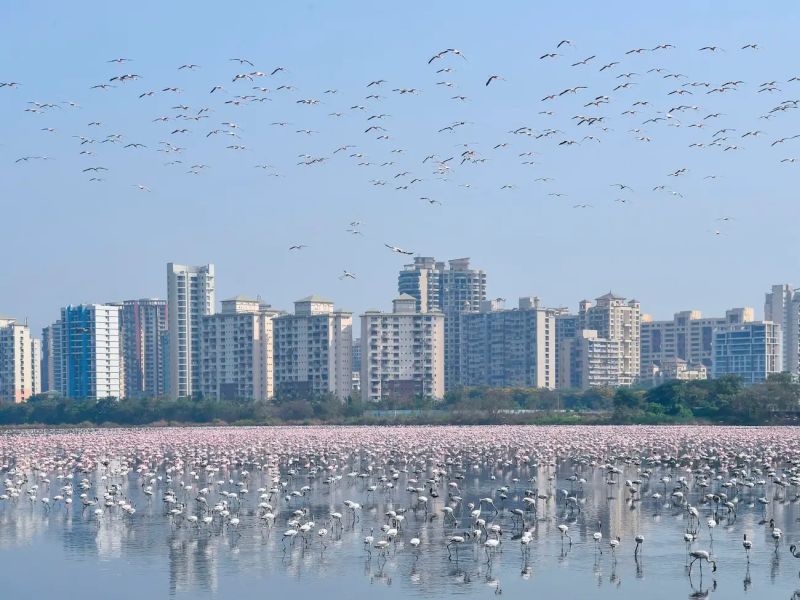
[{"xmin": 167, "ymin": 263, "xmax": 215, "ymax": 398}]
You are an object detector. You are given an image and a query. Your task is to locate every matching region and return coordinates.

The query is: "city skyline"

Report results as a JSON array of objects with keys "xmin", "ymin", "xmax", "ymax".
[
  {"xmin": 5, "ymin": 254, "xmax": 793, "ymax": 340},
  {"xmin": 4, "ymin": 2, "xmax": 800, "ymax": 337},
  {"xmin": 3, "ymin": 256, "xmax": 795, "ymax": 403}
]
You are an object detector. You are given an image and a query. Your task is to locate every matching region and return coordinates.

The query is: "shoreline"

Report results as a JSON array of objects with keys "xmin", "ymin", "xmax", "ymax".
[{"xmin": 0, "ymin": 414, "xmax": 793, "ymax": 429}]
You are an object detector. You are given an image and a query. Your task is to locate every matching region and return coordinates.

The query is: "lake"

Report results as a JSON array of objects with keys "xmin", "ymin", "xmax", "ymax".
[{"xmin": 1, "ymin": 425, "xmax": 799, "ymax": 599}]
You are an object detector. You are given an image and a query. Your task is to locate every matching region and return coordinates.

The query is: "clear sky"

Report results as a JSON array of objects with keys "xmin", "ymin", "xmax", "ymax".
[{"xmin": 2, "ymin": 1, "xmax": 800, "ymax": 335}]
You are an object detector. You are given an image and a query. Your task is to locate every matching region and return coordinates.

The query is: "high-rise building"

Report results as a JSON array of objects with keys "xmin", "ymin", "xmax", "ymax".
[
  {"xmin": 116, "ymin": 299, "xmax": 168, "ymax": 398},
  {"xmin": 351, "ymin": 337, "xmax": 362, "ymax": 395},
  {"xmin": 167, "ymin": 263, "xmax": 215, "ymax": 399},
  {"xmin": 559, "ymin": 330, "xmax": 621, "ymax": 389},
  {"xmin": 554, "ymin": 312, "xmax": 579, "ymax": 387},
  {"xmin": 765, "ymin": 284, "xmax": 797, "ymax": 374},
  {"xmin": 57, "ymin": 304, "xmax": 122, "ymax": 399},
  {"xmin": 0, "ymin": 317, "xmax": 35, "ymax": 403},
  {"xmin": 352, "ymin": 337, "xmax": 362, "ymax": 373},
  {"xmin": 30, "ymin": 338, "xmax": 41, "ymax": 396},
  {"xmin": 641, "ymin": 307, "xmax": 755, "ymax": 379},
  {"xmin": 398, "ymin": 257, "xmax": 442, "ymax": 313},
  {"xmin": 41, "ymin": 323, "xmax": 61, "ymax": 393},
  {"xmin": 273, "ymin": 296, "xmax": 352, "ymax": 399},
  {"xmin": 41, "ymin": 325, "xmax": 52, "ymax": 393},
  {"xmin": 712, "ymin": 321, "xmax": 782, "ymax": 384},
  {"xmin": 460, "ymin": 297, "xmax": 558, "ymax": 389},
  {"xmin": 442, "ymin": 258, "xmax": 487, "ymax": 391},
  {"xmin": 199, "ymin": 296, "xmax": 280, "ymax": 400},
  {"xmin": 641, "ymin": 307, "xmax": 754, "ymax": 380},
  {"xmin": 360, "ymin": 295, "xmax": 444, "ymax": 402},
  {"xmin": 580, "ymin": 293, "xmax": 641, "ymax": 386},
  {"xmin": 398, "ymin": 256, "xmax": 486, "ymax": 391}
]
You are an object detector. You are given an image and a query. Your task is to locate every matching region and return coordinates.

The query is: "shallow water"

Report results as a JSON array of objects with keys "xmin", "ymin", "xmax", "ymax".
[{"xmin": 1, "ymin": 426, "xmax": 799, "ymax": 599}]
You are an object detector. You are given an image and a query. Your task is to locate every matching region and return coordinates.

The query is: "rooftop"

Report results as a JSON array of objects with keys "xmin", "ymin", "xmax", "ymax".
[
  {"xmin": 597, "ymin": 292, "xmax": 625, "ymax": 301},
  {"xmin": 224, "ymin": 294, "xmax": 259, "ymax": 303},
  {"xmin": 296, "ymin": 294, "xmax": 334, "ymax": 304}
]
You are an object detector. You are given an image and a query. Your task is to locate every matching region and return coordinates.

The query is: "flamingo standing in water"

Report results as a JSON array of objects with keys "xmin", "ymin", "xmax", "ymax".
[
  {"xmin": 707, "ymin": 518, "xmax": 716, "ymax": 541},
  {"xmin": 788, "ymin": 543, "xmax": 800, "ymax": 578},
  {"xmin": 609, "ymin": 536, "xmax": 621, "ymax": 561},
  {"xmin": 558, "ymin": 524, "xmax": 572, "ymax": 546},
  {"xmin": 634, "ymin": 534, "xmax": 644, "ymax": 557},
  {"xmin": 484, "ymin": 537, "xmax": 501, "ymax": 562},
  {"xmin": 743, "ymin": 534, "xmax": 752, "ymax": 563},
  {"xmin": 593, "ymin": 521, "xmax": 603, "ymax": 554},
  {"xmin": 770, "ymin": 519, "xmax": 782, "ymax": 551},
  {"xmin": 688, "ymin": 550, "xmax": 717, "ymax": 576},
  {"xmin": 447, "ymin": 535, "xmax": 465, "ymax": 560}
]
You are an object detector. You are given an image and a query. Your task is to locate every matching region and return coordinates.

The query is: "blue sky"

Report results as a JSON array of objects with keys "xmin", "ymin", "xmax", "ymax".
[{"xmin": 2, "ymin": 1, "xmax": 800, "ymax": 334}]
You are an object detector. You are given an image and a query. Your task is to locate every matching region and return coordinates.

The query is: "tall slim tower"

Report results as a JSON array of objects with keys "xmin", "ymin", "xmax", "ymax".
[
  {"xmin": 398, "ymin": 257, "xmax": 486, "ymax": 391},
  {"xmin": 167, "ymin": 263, "xmax": 215, "ymax": 398},
  {"xmin": 764, "ymin": 284, "xmax": 795, "ymax": 374},
  {"xmin": 41, "ymin": 322, "xmax": 62, "ymax": 394},
  {"xmin": 30, "ymin": 338, "xmax": 41, "ymax": 396}
]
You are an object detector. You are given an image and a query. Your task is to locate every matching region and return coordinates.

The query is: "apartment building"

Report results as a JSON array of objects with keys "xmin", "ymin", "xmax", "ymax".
[
  {"xmin": 273, "ymin": 296, "xmax": 352, "ymax": 399},
  {"xmin": 167, "ymin": 263, "xmax": 215, "ymax": 399},
  {"xmin": 398, "ymin": 256, "xmax": 486, "ymax": 391},
  {"xmin": 0, "ymin": 317, "xmax": 35, "ymax": 403},
  {"xmin": 360, "ymin": 294, "xmax": 444, "ymax": 402},
  {"xmin": 641, "ymin": 307, "xmax": 754, "ymax": 381},
  {"xmin": 199, "ymin": 296, "xmax": 280, "ymax": 400},
  {"xmin": 712, "ymin": 321, "xmax": 782, "ymax": 384},
  {"xmin": 580, "ymin": 293, "xmax": 640, "ymax": 386},
  {"xmin": 459, "ymin": 297, "xmax": 557, "ymax": 389},
  {"xmin": 54, "ymin": 304, "xmax": 122, "ymax": 399}
]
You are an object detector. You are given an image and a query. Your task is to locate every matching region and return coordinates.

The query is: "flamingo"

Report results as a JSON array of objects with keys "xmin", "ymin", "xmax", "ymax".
[
  {"xmin": 634, "ymin": 534, "xmax": 644, "ymax": 557},
  {"xmin": 558, "ymin": 524, "xmax": 572, "ymax": 545},
  {"xmin": 484, "ymin": 537, "xmax": 501, "ymax": 562},
  {"xmin": 771, "ymin": 519, "xmax": 783, "ymax": 550},
  {"xmin": 707, "ymin": 518, "xmax": 716, "ymax": 540},
  {"xmin": 688, "ymin": 550, "xmax": 717, "ymax": 576},
  {"xmin": 447, "ymin": 535, "xmax": 464, "ymax": 560},
  {"xmin": 609, "ymin": 536, "xmax": 621, "ymax": 560},
  {"xmin": 593, "ymin": 521, "xmax": 603, "ymax": 554}
]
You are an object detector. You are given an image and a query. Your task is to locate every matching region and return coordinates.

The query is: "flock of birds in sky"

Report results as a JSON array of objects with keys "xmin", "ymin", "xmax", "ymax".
[
  {"xmin": 3, "ymin": 426, "xmax": 800, "ymax": 597},
  {"xmin": 3, "ymin": 39, "xmax": 800, "ymax": 279}
]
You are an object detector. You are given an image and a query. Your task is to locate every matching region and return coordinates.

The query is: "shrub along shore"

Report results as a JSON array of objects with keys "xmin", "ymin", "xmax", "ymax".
[{"xmin": 1, "ymin": 374, "xmax": 798, "ymax": 427}]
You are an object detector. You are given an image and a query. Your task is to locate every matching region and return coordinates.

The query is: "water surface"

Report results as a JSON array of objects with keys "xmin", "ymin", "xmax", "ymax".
[{"xmin": 1, "ymin": 425, "xmax": 798, "ymax": 599}]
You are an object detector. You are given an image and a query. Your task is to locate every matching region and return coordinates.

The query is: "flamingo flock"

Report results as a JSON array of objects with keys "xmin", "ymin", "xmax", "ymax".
[{"xmin": 2, "ymin": 425, "xmax": 800, "ymax": 597}]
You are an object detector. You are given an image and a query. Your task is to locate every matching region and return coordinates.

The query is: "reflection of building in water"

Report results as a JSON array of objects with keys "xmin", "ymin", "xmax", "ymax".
[
  {"xmin": 168, "ymin": 533, "xmax": 218, "ymax": 594},
  {"xmin": 605, "ymin": 477, "xmax": 634, "ymax": 541},
  {"xmin": 0, "ymin": 504, "xmax": 49, "ymax": 548},
  {"xmin": 95, "ymin": 519, "xmax": 123, "ymax": 559}
]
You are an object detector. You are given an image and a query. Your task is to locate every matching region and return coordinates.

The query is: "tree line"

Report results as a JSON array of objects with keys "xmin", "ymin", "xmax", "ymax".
[{"xmin": 1, "ymin": 373, "xmax": 798, "ymax": 426}]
